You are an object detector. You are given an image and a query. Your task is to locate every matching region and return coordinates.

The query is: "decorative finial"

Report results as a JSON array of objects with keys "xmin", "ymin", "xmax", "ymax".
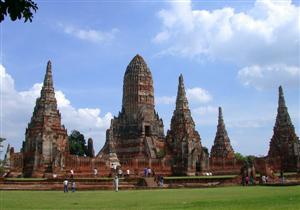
[
  {"xmin": 218, "ymin": 107, "xmax": 224, "ymax": 124},
  {"xmin": 43, "ymin": 60, "xmax": 54, "ymax": 89},
  {"xmin": 179, "ymin": 73, "xmax": 183, "ymax": 84},
  {"xmin": 47, "ymin": 60, "xmax": 52, "ymax": 69},
  {"xmin": 176, "ymin": 74, "xmax": 189, "ymax": 110},
  {"xmin": 278, "ymin": 85, "xmax": 286, "ymax": 108}
]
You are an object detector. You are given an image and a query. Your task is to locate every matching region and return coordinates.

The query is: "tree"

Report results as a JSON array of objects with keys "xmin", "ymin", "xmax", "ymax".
[
  {"xmin": 68, "ymin": 130, "xmax": 86, "ymax": 156},
  {"xmin": 235, "ymin": 152, "xmax": 246, "ymax": 162},
  {"xmin": 0, "ymin": 0, "xmax": 38, "ymax": 23},
  {"xmin": 0, "ymin": 137, "xmax": 5, "ymax": 158},
  {"xmin": 0, "ymin": 137, "xmax": 6, "ymax": 175}
]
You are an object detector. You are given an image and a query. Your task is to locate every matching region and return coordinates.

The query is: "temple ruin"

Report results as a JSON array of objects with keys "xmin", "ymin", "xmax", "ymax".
[
  {"xmin": 166, "ymin": 74, "xmax": 209, "ymax": 175},
  {"xmin": 267, "ymin": 86, "xmax": 300, "ymax": 172},
  {"xmin": 4, "ymin": 55, "xmax": 300, "ymax": 177}
]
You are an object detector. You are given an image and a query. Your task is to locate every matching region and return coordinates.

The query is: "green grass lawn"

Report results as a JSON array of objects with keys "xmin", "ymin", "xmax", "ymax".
[{"xmin": 1, "ymin": 186, "xmax": 299, "ymax": 210}]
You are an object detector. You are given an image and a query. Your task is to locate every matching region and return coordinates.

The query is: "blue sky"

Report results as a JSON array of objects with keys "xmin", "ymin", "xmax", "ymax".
[{"xmin": 1, "ymin": 0, "xmax": 299, "ymax": 157}]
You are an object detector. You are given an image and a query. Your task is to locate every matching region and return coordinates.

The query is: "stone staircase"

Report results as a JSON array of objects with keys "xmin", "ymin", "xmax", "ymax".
[
  {"xmin": 145, "ymin": 137, "xmax": 156, "ymax": 158},
  {"xmin": 143, "ymin": 177, "xmax": 158, "ymax": 188}
]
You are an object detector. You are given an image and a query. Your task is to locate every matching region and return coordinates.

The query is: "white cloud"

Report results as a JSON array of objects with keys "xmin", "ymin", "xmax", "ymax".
[
  {"xmin": 228, "ymin": 120, "xmax": 270, "ymax": 128},
  {"xmin": 156, "ymin": 96, "xmax": 176, "ymax": 105},
  {"xmin": 0, "ymin": 65, "xmax": 112, "ymax": 153},
  {"xmin": 154, "ymin": 0, "xmax": 300, "ymax": 89},
  {"xmin": 156, "ymin": 87, "xmax": 212, "ymax": 106},
  {"xmin": 187, "ymin": 87, "xmax": 212, "ymax": 104},
  {"xmin": 192, "ymin": 105, "xmax": 218, "ymax": 116},
  {"xmin": 192, "ymin": 105, "xmax": 218, "ymax": 126},
  {"xmin": 61, "ymin": 24, "xmax": 119, "ymax": 44},
  {"xmin": 238, "ymin": 64, "xmax": 300, "ymax": 89}
]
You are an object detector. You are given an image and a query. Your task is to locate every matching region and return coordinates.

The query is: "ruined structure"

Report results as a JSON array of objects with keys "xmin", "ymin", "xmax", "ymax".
[
  {"xmin": 5, "ymin": 56, "xmax": 299, "ymax": 178},
  {"xmin": 3, "ymin": 144, "xmax": 11, "ymax": 170},
  {"xmin": 86, "ymin": 138, "xmax": 95, "ymax": 158},
  {"xmin": 166, "ymin": 74, "xmax": 208, "ymax": 175},
  {"xmin": 22, "ymin": 61, "xmax": 69, "ymax": 177},
  {"xmin": 267, "ymin": 86, "xmax": 300, "ymax": 172},
  {"xmin": 210, "ymin": 107, "xmax": 241, "ymax": 174},
  {"xmin": 210, "ymin": 107, "xmax": 235, "ymax": 159},
  {"xmin": 98, "ymin": 55, "xmax": 168, "ymax": 173}
]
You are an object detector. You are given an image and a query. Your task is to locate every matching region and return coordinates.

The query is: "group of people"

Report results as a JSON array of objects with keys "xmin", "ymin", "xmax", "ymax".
[
  {"xmin": 242, "ymin": 175, "xmax": 255, "ymax": 186},
  {"xmin": 63, "ymin": 179, "xmax": 76, "ymax": 193},
  {"xmin": 143, "ymin": 167, "xmax": 153, "ymax": 177},
  {"xmin": 261, "ymin": 175, "xmax": 269, "ymax": 184},
  {"xmin": 63, "ymin": 167, "xmax": 164, "ymax": 192}
]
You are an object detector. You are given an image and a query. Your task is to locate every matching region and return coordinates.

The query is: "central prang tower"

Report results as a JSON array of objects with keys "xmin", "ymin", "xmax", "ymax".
[
  {"xmin": 99, "ymin": 55, "xmax": 165, "ymax": 164},
  {"xmin": 122, "ymin": 54, "xmax": 155, "ymax": 121}
]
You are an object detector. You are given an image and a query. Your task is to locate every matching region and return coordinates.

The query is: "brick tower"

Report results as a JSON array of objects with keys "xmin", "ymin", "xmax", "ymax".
[
  {"xmin": 166, "ymin": 74, "xmax": 208, "ymax": 175},
  {"xmin": 268, "ymin": 86, "xmax": 300, "ymax": 172},
  {"xmin": 210, "ymin": 107, "xmax": 235, "ymax": 159},
  {"xmin": 101, "ymin": 55, "xmax": 165, "ymax": 164},
  {"xmin": 22, "ymin": 61, "xmax": 68, "ymax": 177}
]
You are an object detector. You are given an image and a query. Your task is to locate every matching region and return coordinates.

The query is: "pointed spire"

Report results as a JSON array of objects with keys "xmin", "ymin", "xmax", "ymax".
[
  {"xmin": 268, "ymin": 86, "xmax": 299, "ymax": 170},
  {"xmin": 176, "ymin": 74, "xmax": 189, "ymax": 110},
  {"xmin": 43, "ymin": 60, "xmax": 54, "ymax": 89},
  {"xmin": 278, "ymin": 85, "xmax": 286, "ymax": 108},
  {"xmin": 218, "ymin": 107, "xmax": 224, "ymax": 125},
  {"xmin": 275, "ymin": 85, "xmax": 292, "ymax": 127},
  {"xmin": 210, "ymin": 106, "xmax": 235, "ymax": 158}
]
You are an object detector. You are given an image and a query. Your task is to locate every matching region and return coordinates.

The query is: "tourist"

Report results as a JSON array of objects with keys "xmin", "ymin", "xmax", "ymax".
[
  {"xmin": 159, "ymin": 175, "xmax": 164, "ymax": 187},
  {"xmin": 245, "ymin": 176, "xmax": 249, "ymax": 186},
  {"xmin": 144, "ymin": 168, "xmax": 148, "ymax": 177},
  {"xmin": 261, "ymin": 175, "xmax": 266, "ymax": 184},
  {"xmin": 63, "ymin": 179, "xmax": 68, "ymax": 193},
  {"xmin": 94, "ymin": 168, "xmax": 98, "ymax": 177},
  {"xmin": 241, "ymin": 175, "xmax": 246, "ymax": 186},
  {"xmin": 71, "ymin": 181, "xmax": 76, "ymax": 192},
  {"xmin": 114, "ymin": 175, "xmax": 119, "ymax": 192},
  {"xmin": 280, "ymin": 172, "xmax": 285, "ymax": 184},
  {"xmin": 250, "ymin": 175, "xmax": 254, "ymax": 185},
  {"xmin": 112, "ymin": 163, "xmax": 117, "ymax": 174},
  {"xmin": 118, "ymin": 168, "xmax": 123, "ymax": 177},
  {"xmin": 280, "ymin": 171, "xmax": 285, "ymax": 184},
  {"xmin": 70, "ymin": 169, "xmax": 74, "ymax": 179},
  {"xmin": 147, "ymin": 168, "xmax": 152, "ymax": 177}
]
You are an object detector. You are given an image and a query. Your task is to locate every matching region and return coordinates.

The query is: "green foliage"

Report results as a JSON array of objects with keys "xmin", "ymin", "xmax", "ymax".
[
  {"xmin": 234, "ymin": 152, "xmax": 246, "ymax": 162},
  {"xmin": 245, "ymin": 155, "xmax": 256, "ymax": 167},
  {"xmin": 0, "ymin": 137, "xmax": 6, "ymax": 174},
  {"xmin": 156, "ymin": 149, "xmax": 165, "ymax": 159},
  {"xmin": 0, "ymin": 0, "xmax": 38, "ymax": 22},
  {"xmin": 1, "ymin": 187, "xmax": 300, "ymax": 209},
  {"xmin": 68, "ymin": 130, "xmax": 86, "ymax": 156},
  {"xmin": 235, "ymin": 153, "xmax": 256, "ymax": 168},
  {"xmin": 0, "ymin": 159, "xmax": 4, "ymax": 174}
]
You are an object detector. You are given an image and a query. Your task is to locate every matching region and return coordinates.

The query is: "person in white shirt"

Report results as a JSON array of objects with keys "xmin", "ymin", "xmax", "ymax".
[
  {"xmin": 114, "ymin": 175, "xmax": 119, "ymax": 192},
  {"xmin": 71, "ymin": 181, "xmax": 76, "ymax": 192},
  {"xmin": 70, "ymin": 169, "xmax": 74, "ymax": 179},
  {"xmin": 261, "ymin": 175, "xmax": 266, "ymax": 184},
  {"xmin": 63, "ymin": 179, "xmax": 68, "ymax": 193},
  {"xmin": 118, "ymin": 169, "xmax": 123, "ymax": 177},
  {"xmin": 94, "ymin": 168, "xmax": 98, "ymax": 177}
]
